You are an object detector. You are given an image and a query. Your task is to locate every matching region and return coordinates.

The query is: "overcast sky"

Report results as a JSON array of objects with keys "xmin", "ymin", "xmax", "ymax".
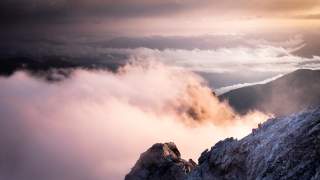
[{"xmin": 1, "ymin": 0, "xmax": 320, "ymax": 37}]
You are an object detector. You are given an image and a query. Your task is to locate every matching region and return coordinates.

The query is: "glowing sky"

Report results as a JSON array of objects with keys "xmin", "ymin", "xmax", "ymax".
[{"xmin": 1, "ymin": 0, "xmax": 320, "ymax": 36}]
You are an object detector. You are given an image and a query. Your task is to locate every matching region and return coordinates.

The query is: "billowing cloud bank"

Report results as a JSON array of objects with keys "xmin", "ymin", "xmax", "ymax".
[{"xmin": 0, "ymin": 61, "xmax": 269, "ymax": 179}]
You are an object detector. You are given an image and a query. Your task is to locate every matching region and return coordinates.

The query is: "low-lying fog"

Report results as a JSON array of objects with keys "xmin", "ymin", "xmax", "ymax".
[{"xmin": 0, "ymin": 61, "xmax": 270, "ymax": 179}]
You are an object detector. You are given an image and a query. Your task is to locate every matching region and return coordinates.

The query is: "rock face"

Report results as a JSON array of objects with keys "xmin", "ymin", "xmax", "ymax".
[
  {"xmin": 126, "ymin": 107, "xmax": 320, "ymax": 180},
  {"xmin": 125, "ymin": 142, "xmax": 196, "ymax": 180}
]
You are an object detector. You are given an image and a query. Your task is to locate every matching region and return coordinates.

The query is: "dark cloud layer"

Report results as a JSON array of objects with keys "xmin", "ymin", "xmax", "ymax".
[
  {"xmin": 1, "ymin": 0, "xmax": 319, "ymax": 26},
  {"xmin": 0, "ymin": 0, "xmax": 194, "ymax": 25},
  {"xmin": 1, "ymin": 0, "xmax": 319, "ymax": 48}
]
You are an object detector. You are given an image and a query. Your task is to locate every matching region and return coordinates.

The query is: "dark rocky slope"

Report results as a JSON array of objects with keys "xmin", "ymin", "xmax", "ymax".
[
  {"xmin": 219, "ymin": 69, "xmax": 320, "ymax": 116},
  {"xmin": 126, "ymin": 107, "xmax": 320, "ymax": 180},
  {"xmin": 125, "ymin": 142, "xmax": 196, "ymax": 180}
]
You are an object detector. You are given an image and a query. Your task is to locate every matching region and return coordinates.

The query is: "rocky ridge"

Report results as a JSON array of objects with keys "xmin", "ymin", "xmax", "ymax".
[{"xmin": 126, "ymin": 107, "xmax": 320, "ymax": 180}]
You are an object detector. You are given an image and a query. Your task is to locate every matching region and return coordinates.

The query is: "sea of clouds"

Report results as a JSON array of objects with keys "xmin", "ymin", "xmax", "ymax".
[{"xmin": 0, "ymin": 61, "xmax": 270, "ymax": 179}]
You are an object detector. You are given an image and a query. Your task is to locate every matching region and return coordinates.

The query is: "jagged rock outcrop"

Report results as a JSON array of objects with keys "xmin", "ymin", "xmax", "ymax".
[
  {"xmin": 126, "ymin": 107, "xmax": 320, "ymax": 180},
  {"xmin": 125, "ymin": 142, "xmax": 196, "ymax": 180}
]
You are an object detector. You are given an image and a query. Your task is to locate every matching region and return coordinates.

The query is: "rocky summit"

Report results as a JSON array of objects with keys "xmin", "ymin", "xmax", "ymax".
[
  {"xmin": 126, "ymin": 107, "xmax": 320, "ymax": 180},
  {"xmin": 125, "ymin": 142, "xmax": 197, "ymax": 180}
]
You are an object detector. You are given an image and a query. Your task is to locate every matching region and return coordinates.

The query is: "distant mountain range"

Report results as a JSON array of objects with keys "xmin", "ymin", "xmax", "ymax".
[
  {"xmin": 0, "ymin": 56, "xmax": 125, "ymax": 77},
  {"xmin": 0, "ymin": 56, "xmax": 128, "ymax": 82},
  {"xmin": 219, "ymin": 69, "xmax": 320, "ymax": 116}
]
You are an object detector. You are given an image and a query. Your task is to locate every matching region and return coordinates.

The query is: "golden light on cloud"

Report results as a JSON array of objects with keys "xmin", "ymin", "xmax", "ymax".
[{"xmin": 0, "ymin": 61, "xmax": 271, "ymax": 179}]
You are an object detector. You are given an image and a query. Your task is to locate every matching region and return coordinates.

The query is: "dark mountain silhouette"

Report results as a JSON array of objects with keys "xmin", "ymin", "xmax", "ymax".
[
  {"xmin": 126, "ymin": 107, "xmax": 320, "ymax": 180},
  {"xmin": 0, "ymin": 56, "xmax": 127, "ymax": 76},
  {"xmin": 0, "ymin": 56, "xmax": 127, "ymax": 81},
  {"xmin": 219, "ymin": 69, "xmax": 320, "ymax": 116}
]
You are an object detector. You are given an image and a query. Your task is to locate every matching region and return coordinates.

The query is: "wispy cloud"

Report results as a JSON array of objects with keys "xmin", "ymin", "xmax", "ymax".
[
  {"xmin": 3, "ymin": 35, "xmax": 320, "ymax": 74},
  {"xmin": 119, "ymin": 46, "xmax": 320, "ymax": 73},
  {"xmin": 215, "ymin": 74, "xmax": 284, "ymax": 95}
]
